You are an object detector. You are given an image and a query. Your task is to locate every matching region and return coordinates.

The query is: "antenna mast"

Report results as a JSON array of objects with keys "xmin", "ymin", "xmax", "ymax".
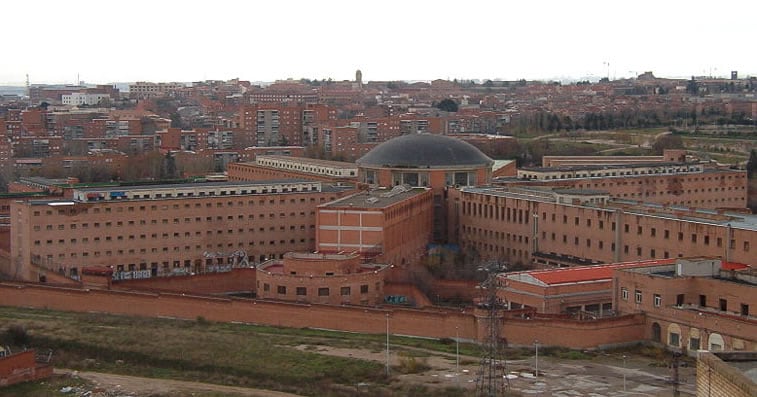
[{"xmin": 475, "ymin": 261, "xmax": 510, "ymax": 396}]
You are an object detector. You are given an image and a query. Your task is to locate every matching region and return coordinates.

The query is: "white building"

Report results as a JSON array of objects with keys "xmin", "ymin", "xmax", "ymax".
[{"xmin": 62, "ymin": 93, "xmax": 110, "ymax": 106}]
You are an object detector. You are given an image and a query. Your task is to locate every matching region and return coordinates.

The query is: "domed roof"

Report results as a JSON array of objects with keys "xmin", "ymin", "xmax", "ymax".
[{"xmin": 357, "ymin": 134, "xmax": 494, "ymax": 169}]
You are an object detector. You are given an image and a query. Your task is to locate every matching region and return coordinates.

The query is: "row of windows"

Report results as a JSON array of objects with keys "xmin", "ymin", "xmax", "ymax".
[
  {"xmin": 34, "ymin": 235, "xmax": 315, "ymax": 251},
  {"xmin": 261, "ymin": 283, "xmax": 373, "ymax": 296},
  {"xmin": 521, "ymin": 166, "xmax": 704, "ymax": 180},
  {"xmin": 574, "ymin": 173, "xmax": 742, "ymax": 189},
  {"xmin": 464, "ymin": 203, "xmax": 531, "ymax": 223},
  {"xmin": 34, "ymin": 215, "xmax": 315, "ymax": 231},
  {"xmin": 621, "ymin": 289, "xmax": 750, "ymax": 316},
  {"xmin": 31, "ymin": 196, "xmax": 336, "ymax": 217},
  {"xmin": 36, "ymin": 241, "xmax": 308, "ymax": 263}
]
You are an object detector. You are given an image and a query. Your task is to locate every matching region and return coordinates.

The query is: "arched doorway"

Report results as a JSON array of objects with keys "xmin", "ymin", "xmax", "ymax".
[{"xmin": 652, "ymin": 322, "xmax": 662, "ymax": 342}]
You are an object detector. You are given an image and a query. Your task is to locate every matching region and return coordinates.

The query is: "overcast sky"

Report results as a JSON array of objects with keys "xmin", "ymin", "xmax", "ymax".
[{"xmin": 2, "ymin": 0, "xmax": 755, "ymax": 85}]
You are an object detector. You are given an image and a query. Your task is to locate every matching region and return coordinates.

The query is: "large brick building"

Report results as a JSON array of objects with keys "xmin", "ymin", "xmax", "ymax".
[
  {"xmin": 614, "ymin": 258, "xmax": 756, "ymax": 353},
  {"xmin": 316, "ymin": 186, "xmax": 434, "ymax": 266},
  {"xmin": 450, "ymin": 185, "xmax": 756, "ymax": 267},
  {"xmin": 227, "ymin": 155, "xmax": 359, "ymax": 183},
  {"xmin": 356, "ymin": 133, "xmax": 494, "ymax": 242},
  {"xmin": 255, "ymin": 252, "xmax": 389, "ymax": 305},
  {"xmin": 509, "ymin": 163, "xmax": 747, "ymax": 210},
  {"xmin": 8, "ymin": 180, "xmax": 355, "ymax": 282},
  {"xmin": 497, "ymin": 258, "xmax": 678, "ymax": 316}
]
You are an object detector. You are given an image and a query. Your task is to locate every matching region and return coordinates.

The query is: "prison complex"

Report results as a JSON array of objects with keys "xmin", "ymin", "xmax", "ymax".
[{"xmin": 1, "ymin": 134, "xmax": 754, "ymax": 354}]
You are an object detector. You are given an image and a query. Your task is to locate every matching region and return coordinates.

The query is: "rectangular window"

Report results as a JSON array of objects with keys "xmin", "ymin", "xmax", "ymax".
[
  {"xmin": 676, "ymin": 294, "xmax": 684, "ymax": 306},
  {"xmin": 741, "ymin": 304, "xmax": 749, "ymax": 316},
  {"xmin": 699, "ymin": 294, "xmax": 707, "ymax": 307},
  {"xmin": 277, "ymin": 286, "xmax": 286, "ymax": 294},
  {"xmin": 263, "ymin": 283, "xmax": 270, "ymax": 292},
  {"xmin": 341, "ymin": 287, "xmax": 351, "ymax": 296},
  {"xmin": 654, "ymin": 294, "xmax": 661, "ymax": 307},
  {"xmin": 669, "ymin": 332, "xmax": 680, "ymax": 347},
  {"xmin": 621, "ymin": 288, "xmax": 628, "ymax": 300},
  {"xmin": 634, "ymin": 290, "xmax": 642, "ymax": 304},
  {"xmin": 296, "ymin": 287, "xmax": 306, "ymax": 296},
  {"xmin": 360, "ymin": 284, "xmax": 369, "ymax": 294},
  {"xmin": 318, "ymin": 288, "xmax": 329, "ymax": 296},
  {"xmin": 719, "ymin": 298, "xmax": 727, "ymax": 311},
  {"xmin": 690, "ymin": 338, "xmax": 700, "ymax": 351}
]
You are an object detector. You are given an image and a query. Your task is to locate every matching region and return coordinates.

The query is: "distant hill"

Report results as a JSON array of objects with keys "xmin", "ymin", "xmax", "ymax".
[{"xmin": 0, "ymin": 86, "xmax": 26, "ymax": 96}]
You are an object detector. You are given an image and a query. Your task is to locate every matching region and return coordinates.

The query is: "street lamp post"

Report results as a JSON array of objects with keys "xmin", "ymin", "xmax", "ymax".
[
  {"xmin": 623, "ymin": 355, "xmax": 627, "ymax": 392},
  {"xmin": 455, "ymin": 326, "xmax": 460, "ymax": 373},
  {"xmin": 385, "ymin": 313, "xmax": 390, "ymax": 377},
  {"xmin": 534, "ymin": 340, "xmax": 539, "ymax": 377},
  {"xmin": 455, "ymin": 325, "xmax": 460, "ymax": 387}
]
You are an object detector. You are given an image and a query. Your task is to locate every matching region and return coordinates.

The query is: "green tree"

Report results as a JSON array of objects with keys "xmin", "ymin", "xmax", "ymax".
[
  {"xmin": 651, "ymin": 134, "xmax": 684, "ymax": 155},
  {"xmin": 435, "ymin": 98, "xmax": 458, "ymax": 112},
  {"xmin": 747, "ymin": 149, "xmax": 757, "ymax": 179},
  {"xmin": 162, "ymin": 152, "xmax": 178, "ymax": 179}
]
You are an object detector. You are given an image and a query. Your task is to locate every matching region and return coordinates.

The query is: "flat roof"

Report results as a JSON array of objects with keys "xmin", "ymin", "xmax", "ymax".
[
  {"xmin": 322, "ymin": 186, "xmax": 428, "ymax": 209},
  {"xmin": 461, "ymin": 186, "xmax": 757, "ymax": 232},
  {"xmin": 507, "ymin": 259, "xmax": 677, "ymax": 286},
  {"xmin": 520, "ymin": 161, "xmax": 691, "ymax": 172}
]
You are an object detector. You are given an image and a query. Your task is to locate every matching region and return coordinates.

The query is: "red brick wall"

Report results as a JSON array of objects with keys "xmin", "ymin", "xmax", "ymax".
[
  {"xmin": 0, "ymin": 350, "xmax": 53, "ymax": 387},
  {"xmin": 696, "ymin": 352, "xmax": 756, "ymax": 397},
  {"xmin": 0, "ymin": 282, "xmax": 650, "ymax": 349},
  {"xmin": 501, "ymin": 314, "xmax": 646, "ymax": 348},
  {"xmin": 113, "ymin": 268, "xmax": 256, "ymax": 294}
]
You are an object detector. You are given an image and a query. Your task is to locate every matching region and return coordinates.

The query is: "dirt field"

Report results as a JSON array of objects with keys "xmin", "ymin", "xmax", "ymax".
[
  {"xmin": 292, "ymin": 344, "xmax": 696, "ymax": 396},
  {"xmin": 48, "ymin": 344, "xmax": 696, "ymax": 397},
  {"xmin": 53, "ymin": 369, "xmax": 301, "ymax": 397}
]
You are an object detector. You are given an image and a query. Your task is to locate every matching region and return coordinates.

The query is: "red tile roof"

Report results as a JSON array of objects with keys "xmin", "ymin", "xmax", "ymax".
[{"xmin": 722, "ymin": 262, "xmax": 750, "ymax": 271}]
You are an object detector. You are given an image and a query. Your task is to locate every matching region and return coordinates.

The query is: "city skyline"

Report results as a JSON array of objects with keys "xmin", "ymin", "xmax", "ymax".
[{"xmin": 2, "ymin": 0, "xmax": 756, "ymax": 85}]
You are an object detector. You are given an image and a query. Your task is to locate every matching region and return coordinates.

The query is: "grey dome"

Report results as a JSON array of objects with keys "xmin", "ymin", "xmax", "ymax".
[{"xmin": 357, "ymin": 134, "xmax": 493, "ymax": 169}]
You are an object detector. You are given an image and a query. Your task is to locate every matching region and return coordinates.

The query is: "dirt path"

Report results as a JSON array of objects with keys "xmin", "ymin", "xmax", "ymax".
[{"xmin": 55, "ymin": 369, "xmax": 302, "ymax": 397}]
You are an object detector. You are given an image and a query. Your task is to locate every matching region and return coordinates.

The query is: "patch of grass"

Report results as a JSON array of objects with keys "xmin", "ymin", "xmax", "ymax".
[
  {"xmin": 538, "ymin": 346, "xmax": 593, "ymax": 360},
  {"xmin": 0, "ymin": 307, "xmax": 388, "ymax": 396},
  {"xmin": 394, "ymin": 352, "xmax": 430, "ymax": 374},
  {"xmin": 0, "ymin": 306, "xmax": 494, "ymax": 397}
]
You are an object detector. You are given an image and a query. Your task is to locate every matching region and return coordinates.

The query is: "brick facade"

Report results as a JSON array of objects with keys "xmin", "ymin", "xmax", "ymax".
[
  {"xmin": 0, "ymin": 282, "xmax": 648, "ymax": 349},
  {"xmin": 696, "ymin": 352, "xmax": 756, "ymax": 397},
  {"xmin": 8, "ymin": 181, "xmax": 355, "ymax": 282},
  {"xmin": 451, "ymin": 186, "xmax": 756, "ymax": 267},
  {"xmin": 0, "ymin": 350, "xmax": 53, "ymax": 387}
]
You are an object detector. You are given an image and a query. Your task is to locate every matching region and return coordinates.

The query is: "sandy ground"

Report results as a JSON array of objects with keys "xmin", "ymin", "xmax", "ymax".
[
  {"xmin": 54, "ymin": 369, "xmax": 300, "ymax": 397},
  {"xmin": 294, "ymin": 345, "xmax": 698, "ymax": 396}
]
